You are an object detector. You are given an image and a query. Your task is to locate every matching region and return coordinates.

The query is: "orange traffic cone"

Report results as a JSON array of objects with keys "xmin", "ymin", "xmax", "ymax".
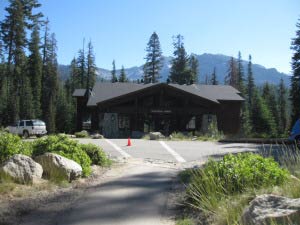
[{"xmin": 127, "ymin": 137, "xmax": 131, "ymax": 146}]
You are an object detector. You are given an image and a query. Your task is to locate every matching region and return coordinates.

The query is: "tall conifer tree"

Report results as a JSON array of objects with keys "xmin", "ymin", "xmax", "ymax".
[
  {"xmin": 225, "ymin": 57, "xmax": 238, "ymax": 89},
  {"xmin": 86, "ymin": 40, "xmax": 96, "ymax": 89},
  {"xmin": 28, "ymin": 23, "xmax": 42, "ymax": 118},
  {"xmin": 77, "ymin": 40, "xmax": 86, "ymax": 88},
  {"xmin": 237, "ymin": 51, "xmax": 245, "ymax": 94},
  {"xmin": 169, "ymin": 35, "xmax": 191, "ymax": 84},
  {"xmin": 143, "ymin": 32, "xmax": 163, "ymax": 84},
  {"xmin": 262, "ymin": 82, "xmax": 279, "ymax": 135},
  {"xmin": 41, "ymin": 21, "xmax": 58, "ymax": 133},
  {"xmin": 119, "ymin": 66, "xmax": 127, "ymax": 82},
  {"xmin": 290, "ymin": 18, "xmax": 300, "ymax": 124},
  {"xmin": 246, "ymin": 55, "xmax": 255, "ymax": 108},
  {"xmin": 111, "ymin": 60, "xmax": 117, "ymax": 83},
  {"xmin": 210, "ymin": 67, "xmax": 218, "ymax": 85},
  {"xmin": 278, "ymin": 79, "xmax": 288, "ymax": 134},
  {"xmin": 189, "ymin": 55, "xmax": 199, "ymax": 84}
]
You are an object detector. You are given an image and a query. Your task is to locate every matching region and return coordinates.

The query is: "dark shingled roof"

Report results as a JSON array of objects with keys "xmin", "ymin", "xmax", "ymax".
[
  {"xmin": 72, "ymin": 89, "xmax": 87, "ymax": 97},
  {"xmin": 87, "ymin": 83, "xmax": 155, "ymax": 106},
  {"xmin": 83, "ymin": 83, "xmax": 244, "ymax": 106},
  {"xmin": 169, "ymin": 84, "xmax": 244, "ymax": 103}
]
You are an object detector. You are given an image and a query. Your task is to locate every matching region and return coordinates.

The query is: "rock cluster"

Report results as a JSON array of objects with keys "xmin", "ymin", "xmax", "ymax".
[
  {"xmin": 35, "ymin": 153, "xmax": 82, "ymax": 182},
  {"xmin": 149, "ymin": 132, "xmax": 165, "ymax": 140},
  {"xmin": 0, "ymin": 153, "xmax": 82, "ymax": 184},
  {"xmin": 0, "ymin": 154, "xmax": 43, "ymax": 184},
  {"xmin": 242, "ymin": 194, "xmax": 300, "ymax": 225}
]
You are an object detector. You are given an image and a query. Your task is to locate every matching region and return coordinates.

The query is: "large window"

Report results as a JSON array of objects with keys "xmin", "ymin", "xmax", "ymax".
[
  {"xmin": 118, "ymin": 115, "xmax": 130, "ymax": 129},
  {"xmin": 186, "ymin": 116, "xmax": 196, "ymax": 130}
]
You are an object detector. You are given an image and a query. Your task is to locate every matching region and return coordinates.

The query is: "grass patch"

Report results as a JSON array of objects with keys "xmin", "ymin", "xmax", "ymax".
[
  {"xmin": 0, "ymin": 179, "xmax": 58, "ymax": 198},
  {"xmin": 0, "ymin": 181, "xmax": 17, "ymax": 195},
  {"xmin": 176, "ymin": 218, "xmax": 195, "ymax": 225}
]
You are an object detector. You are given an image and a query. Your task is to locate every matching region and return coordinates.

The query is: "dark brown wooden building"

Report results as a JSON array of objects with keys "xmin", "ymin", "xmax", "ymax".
[{"xmin": 73, "ymin": 83, "xmax": 244, "ymax": 138}]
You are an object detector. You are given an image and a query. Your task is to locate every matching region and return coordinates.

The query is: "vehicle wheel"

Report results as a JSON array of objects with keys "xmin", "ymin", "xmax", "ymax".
[{"xmin": 23, "ymin": 131, "xmax": 29, "ymax": 139}]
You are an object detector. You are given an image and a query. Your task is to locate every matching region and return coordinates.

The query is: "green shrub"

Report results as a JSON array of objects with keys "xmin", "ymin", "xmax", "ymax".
[
  {"xmin": 186, "ymin": 153, "xmax": 289, "ymax": 215},
  {"xmin": 80, "ymin": 143, "xmax": 111, "ymax": 166},
  {"xmin": 32, "ymin": 134, "xmax": 91, "ymax": 176},
  {"xmin": 75, "ymin": 130, "xmax": 89, "ymax": 138},
  {"xmin": 0, "ymin": 132, "xmax": 33, "ymax": 163},
  {"xmin": 201, "ymin": 153, "xmax": 289, "ymax": 194}
]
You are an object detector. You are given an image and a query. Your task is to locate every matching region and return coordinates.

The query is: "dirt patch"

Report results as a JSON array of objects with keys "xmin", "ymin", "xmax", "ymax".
[{"xmin": 0, "ymin": 163, "xmax": 128, "ymax": 225}]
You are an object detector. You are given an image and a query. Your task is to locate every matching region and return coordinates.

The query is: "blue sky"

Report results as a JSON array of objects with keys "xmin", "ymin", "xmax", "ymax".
[{"xmin": 1, "ymin": 0, "xmax": 299, "ymax": 74}]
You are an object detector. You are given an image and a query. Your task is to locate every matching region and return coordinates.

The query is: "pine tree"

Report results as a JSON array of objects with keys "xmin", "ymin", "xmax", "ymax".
[
  {"xmin": 86, "ymin": 40, "xmax": 96, "ymax": 89},
  {"xmin": 19, "ymin": 76, "xmax": 34, "ymax": 119},
  {"xmin": 1, "ymin": 0, "xmax": 26, "ymax": 123},
  {"xmin": 225, "ymin": 57, "xmax": 239, "ymax": 89},
  {"xmin": 77, "ymin": 40, "xmax": 86, "ymax": 88},
  {"xmin": 290, "ymin": 18, "xmax": 300, "ymax": 124},
  {"xmin": 69, "ymin": 57, "xmax": 80, "ymax": 91},
  {"xmin": 251, "ymin": 89, "xmax": 276, "ymax": 137},
  {"xmin": 119, "ymin": 66, "xmax": 127, "ymax": 82},
  {"xmin": 56, "ymin": 83, "xmax": 75, "ymax": 133},
  {"xmin": 210, "ymin": 67, "xmax": 218, "ymax": 85},
  {"xmin": 189, "ymin": 55, "xmax": 199, "ymax": 84},
  {"xmin": 143, "ymin": 32, "xmax": 163, "ymax": 84},
  {"xmin": 1, "ymin": 0, "xmax": 42, "ymax": 123},
  {"xmin": 111, "ymin": 60, "xmax": 118, "ymax": 82},
  {"xmin": 237, "ymin": 51, "xmax": 245, "ymax": 94},
  {"xmin": 28, "ymin": 23, "xmax": 42, "ymax": 118},
  {"xmin": 41, "ymin": 22, "xmax": 58, "ymax": 133},
  {"xmin": 240, "ymin": 102, "xmax": 252, "ymax": 137},
  {"xmin": 0, "ymin": 77, "xmax": 8, "ymax": 125},
  {"xmin": 262, "ymin": 82, "xmax": 279, "ymax": 135},
  {"xmin": 169, "ymin": 35, "xmax": 191, "ymax": 85},
  {"xmin": 278, "ymin": 78, "xmax": 288, "ymax": 134},
  {"xmin": 246, "ymin": 55, "xmax": 255, "ymax": 108}
]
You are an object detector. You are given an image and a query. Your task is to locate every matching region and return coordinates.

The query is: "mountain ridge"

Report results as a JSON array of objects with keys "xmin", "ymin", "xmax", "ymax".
[{"xmin": 58, "ymin": 53, "xmax": 291, "ymax": 85}]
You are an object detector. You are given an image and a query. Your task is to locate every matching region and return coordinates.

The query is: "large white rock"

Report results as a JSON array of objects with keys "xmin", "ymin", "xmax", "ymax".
[
  {"xmin": 149, "ymin": 132, "xmax": 165, "ymax": 140},
  {"xmin": 242, "ymin": 194, "xmax": 300, "ymax": 225},
  {"xmin": 35, "ymin": 153, "xmax": 82, "ymax": 182},
  {"xmin": 0, "ymin": 154, "xmax": 43, "ymax": 184}
]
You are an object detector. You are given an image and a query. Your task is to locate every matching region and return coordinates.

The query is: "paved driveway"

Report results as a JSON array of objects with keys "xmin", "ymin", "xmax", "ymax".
[{"xmin": 76, "ymin": 138, "xmax": 267, "ymax": 163}]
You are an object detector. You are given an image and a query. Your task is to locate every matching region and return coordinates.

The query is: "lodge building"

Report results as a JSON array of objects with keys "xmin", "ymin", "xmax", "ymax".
[{"xmin": 73, "ymin": 82, "xmax": 244, "ymax": 138}]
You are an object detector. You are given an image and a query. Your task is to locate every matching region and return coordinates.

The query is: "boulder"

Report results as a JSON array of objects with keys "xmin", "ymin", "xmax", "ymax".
[
  {"xmin": 35, "ymin": 153, "xmax": 82, "ymax": 182},
  {"xmin": 242, "ymin": 194, "xmax": 300, "ymax": 225},
  {"xmin": 91, "ymin": 133, "xmax": 104, "ymax": 139},
  {"xmin": 0, "ymin": 154, "xmax": 43, "ymax": 184},
  {"xmin": 149, "ymin": 132, "xmax": 165, "ymax": 140}
]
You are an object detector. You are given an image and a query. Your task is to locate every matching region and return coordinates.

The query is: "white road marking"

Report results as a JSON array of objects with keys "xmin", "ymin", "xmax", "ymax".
[
  {"xmin": 105, "ymin": 139, "xmax": 131, "ymax": 158},
  {"xmin": 159, "ymin": 141, "xmax": 186, "ymax": 163}
]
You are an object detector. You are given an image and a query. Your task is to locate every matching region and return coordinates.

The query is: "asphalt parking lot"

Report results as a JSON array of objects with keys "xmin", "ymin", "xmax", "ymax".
[{"xmin": 76, "ymin": 138, "xmax": 267, "ymax": 163}]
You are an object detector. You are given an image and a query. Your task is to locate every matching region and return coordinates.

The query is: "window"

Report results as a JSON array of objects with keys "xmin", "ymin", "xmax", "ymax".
[
  {"xmin": 118, "ymin": 115, "xmax": 130, "ymax": 129},
  {"xmin": 26, "ymin": 121, "xmax": 33, "ymax": 126},
  {"xmin": 33, "ymin": 120, "xmax": 45, "ymax": 126},
  {"xmin": 186, "ymin": 116, "xmax": 196, "ymax": 129},
  {"xmin": 20, "ymin": 121, "xmax": 25, "ymax": 127}
]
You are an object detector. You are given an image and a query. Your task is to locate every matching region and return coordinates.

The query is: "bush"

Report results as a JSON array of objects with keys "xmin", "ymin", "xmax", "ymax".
[
  {"xmin": 80, "ymin": 143, "xmax": 111, "ymax": 166},
  {"xmin": 200, "ymin": 153, "xmax": 289, "ymax": 194},
  {"xmin": 186, "ymin": 153, "xmax": 289, "ymax": 215},
  {"xmin": 75, "ymin": 130, "xmax": 89, "ymax": 138},
  {"xmin": 32, "ymin": 134, "xmax": 91, "ymax": 176},
  {"xmin": 0, "ymin": 132, "xmax": 33, "ymax": 163}
]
